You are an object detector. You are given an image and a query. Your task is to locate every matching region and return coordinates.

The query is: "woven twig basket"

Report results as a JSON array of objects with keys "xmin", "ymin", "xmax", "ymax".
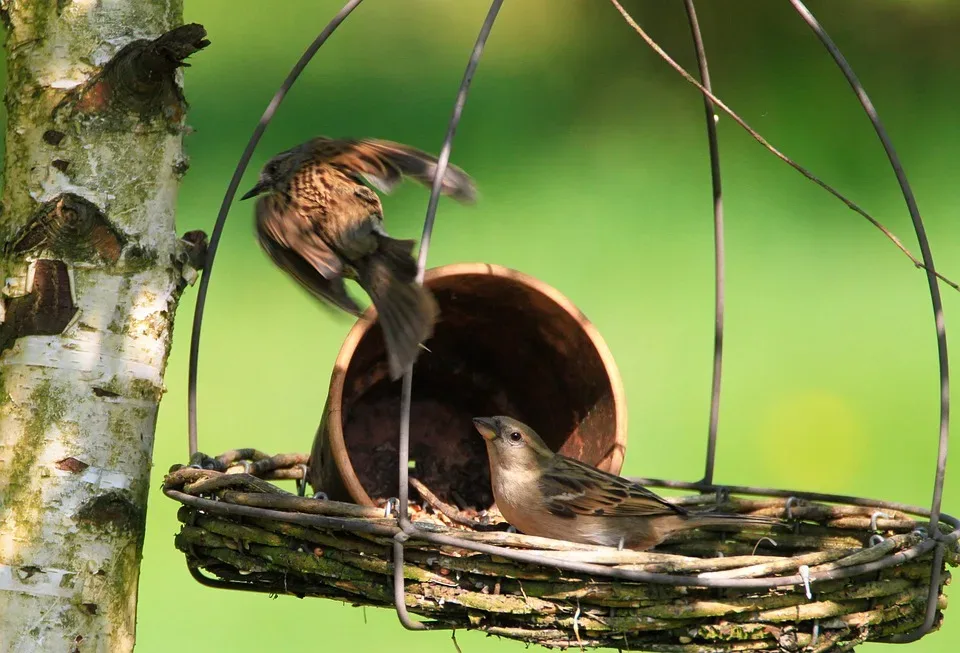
[{"xmin": 164, "ymin": 454, "xmax": 957, "ymax": 652}]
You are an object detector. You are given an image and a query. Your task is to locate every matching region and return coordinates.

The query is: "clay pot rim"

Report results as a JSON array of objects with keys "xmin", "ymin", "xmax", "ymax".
[{"xmin": 326, "ymin": 262, "xmax": 628, "ymax": 507}]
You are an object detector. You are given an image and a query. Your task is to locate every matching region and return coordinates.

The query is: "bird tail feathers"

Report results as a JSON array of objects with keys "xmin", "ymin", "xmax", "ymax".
[
  {"xmin": 358, "ymin": 236, "xmax": 439, "ymax": 380},
  {"xmin": 684, "ymin": 512, "xmax": 786, "ymax": 532},
  {"xmin": 373, "ymin": 234, "xmax": 419, "ymax": 283}
]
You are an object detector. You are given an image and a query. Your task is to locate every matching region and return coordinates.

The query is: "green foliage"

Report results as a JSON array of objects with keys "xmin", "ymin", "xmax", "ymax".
[{"xmin": 6, "ymin": 1, "xmax": 959, "ymax": 651}]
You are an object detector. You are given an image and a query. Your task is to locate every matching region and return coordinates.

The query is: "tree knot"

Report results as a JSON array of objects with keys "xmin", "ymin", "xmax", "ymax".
[
  {"xmin": 58, "ymin": 23, "xmax": 210, "ymax": 125},
  {"xmin": 5, "ymin": 193, "xmax": 124, "ymax": 264}
]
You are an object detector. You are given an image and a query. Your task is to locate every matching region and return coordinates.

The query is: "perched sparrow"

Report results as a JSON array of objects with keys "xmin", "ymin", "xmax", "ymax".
[
  {"xmin": 241, "ymin": 137, "xmax": 476, "ymax": 379},
  {"xmin": 472, "ymin": 416, "xmax": 782, "ymax": 550}
]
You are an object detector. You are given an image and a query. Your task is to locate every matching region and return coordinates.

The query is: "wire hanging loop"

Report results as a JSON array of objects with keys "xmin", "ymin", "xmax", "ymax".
[
  {"xmin": 787, "ymin": 0, "xmax": 951, "ymax": 641},
  {"xmin": 787, "ymin": 0, "xmax": 949, "ymax": 546},
  {"xmin": 391, "ymin": 0, "xmax": 505, "ymax": 632},
  {"xmin": 185, "ymin": 0, "xmax": 366, "ymax": 459},
  {"xmin": 609, "ymin": 3, "xmax": 951, "ymax": 643},
  {"xmin": 680, "ymin": 0, "xmax": 726, "ymax": 487}
]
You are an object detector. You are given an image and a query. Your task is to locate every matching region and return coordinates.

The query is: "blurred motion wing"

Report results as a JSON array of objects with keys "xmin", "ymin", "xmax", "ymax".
[{"xmin": 311, "ymin": 137, "xmax": 477, "ymax": 204}]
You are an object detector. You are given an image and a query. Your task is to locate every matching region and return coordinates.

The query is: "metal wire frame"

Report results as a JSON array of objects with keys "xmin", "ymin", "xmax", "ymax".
[
  {"xmin": 181, "ymin": 0, "xmax": 954, "ymax": 642},
  {"xmin": 681, "ymin": 0, "xmax": 725, "ymax": 486},
  {"xmin": 391, "ymin": 0, "xmax": 505, "ymax": 630},
  {"xmin": 786, "ymin": 1, "xmax": 951, "ymax": 640},
  {"xmin": 787, "ymin": 0, "xmax": 950, "ymax": 541},
  {"xmin": 186, "ymin": 0, "xmax": 365, "ymax": 458}
]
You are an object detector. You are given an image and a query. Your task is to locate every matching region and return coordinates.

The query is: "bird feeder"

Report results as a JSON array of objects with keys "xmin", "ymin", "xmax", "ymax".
[
  {"xmin": 307, "ymin": 262, "xmax": 627, "ymax": 510},
  {"xmin": 165, "ymin": 1, "xmax": 959, "ymax": 651}
]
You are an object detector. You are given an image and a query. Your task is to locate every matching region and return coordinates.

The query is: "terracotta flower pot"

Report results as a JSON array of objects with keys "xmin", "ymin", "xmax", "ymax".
[{"xmin": 307, "ymin": 263, "xmax": 627, "ymax": 510}]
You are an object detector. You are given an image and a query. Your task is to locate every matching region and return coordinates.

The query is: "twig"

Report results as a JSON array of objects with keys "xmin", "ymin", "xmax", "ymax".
[
  {"xmin": 607, "ymin": 0, "xmax": 959, "ymax": 292},
  {"xmin": 451, "ymin": 490, "xmax": 470, "ymax": 511},
  {"xmin": 409, "ymin": 477, "xmax": 500, "ymax": 531}
]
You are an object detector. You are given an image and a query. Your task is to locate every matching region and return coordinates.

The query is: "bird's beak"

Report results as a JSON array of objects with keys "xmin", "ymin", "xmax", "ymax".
[
  {"xmin": 472, "ymin": 417, "xmax": 498, "ymax": 441},
  {"xmin": 239, "ymin": 182, "xmax": 267, "ymax": 201}
]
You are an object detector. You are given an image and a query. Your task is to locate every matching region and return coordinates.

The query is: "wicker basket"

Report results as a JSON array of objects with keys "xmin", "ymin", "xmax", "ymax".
[{"xmin": 164, "ymin": 453, "xmax": 958, "ymax": 652}]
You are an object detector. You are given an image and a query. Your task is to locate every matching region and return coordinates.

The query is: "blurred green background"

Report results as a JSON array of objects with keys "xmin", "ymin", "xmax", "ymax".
[
  {"xmin": 13, "ymin": 0, "xmax": 960, "ymax": 650},
  {"xmin": 150, "ymin": 0, "xmax": 960, "ymax": 651}
]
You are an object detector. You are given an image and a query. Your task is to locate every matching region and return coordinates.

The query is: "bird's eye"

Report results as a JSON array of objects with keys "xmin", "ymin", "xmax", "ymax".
[{"xmin": 508, "ymin": 431, "xmax": 523, "ymax": 443}]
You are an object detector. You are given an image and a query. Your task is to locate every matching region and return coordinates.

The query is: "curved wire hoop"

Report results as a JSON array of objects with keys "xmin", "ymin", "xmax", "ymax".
[
  {"xmin": 182, "ymin": 0, "xmax": 953, "ymax": 642},
  {"xmin": 787, "ymin": 0, "xmax": 950, "ymax": 540},
  {"xmin": 186, "ymin": 0, "xmax": 365, "ymax": 457},
  {"xmin": 681, "ymin": 0, "xmax": 725, "ymax": 486},
  {"xmin": 392, "ymin": 0, "xmax": 505, "ymax": 630},
  {"xmin": 787, "ymin": 0, "xmax": 950, "ymax": 641}
]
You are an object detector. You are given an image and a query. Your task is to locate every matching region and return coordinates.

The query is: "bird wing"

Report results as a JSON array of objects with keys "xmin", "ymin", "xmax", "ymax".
[
  {"xmin": 539, "ymin": 456, "xmax": 687, "ymax": 519},
  {"xmin": 311, "ymin": 137, "xmax": 477, "ymax": 204},
  {"xmin": 266, "ymin": 245, "xmax": 362, "ymax": 316},
  {"xmin": 255, "ymin": 195, "xmax": 343, "ymax": 280}
]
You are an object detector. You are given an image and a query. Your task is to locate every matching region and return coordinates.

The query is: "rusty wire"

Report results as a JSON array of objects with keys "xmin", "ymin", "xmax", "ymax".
[
  {"xmin": 182, "ymin": 0, "xmax": 955, "ymax": 643},
  {"xmin": 788, "ymin": 0, "xmax": 951, "ymax": 551}
]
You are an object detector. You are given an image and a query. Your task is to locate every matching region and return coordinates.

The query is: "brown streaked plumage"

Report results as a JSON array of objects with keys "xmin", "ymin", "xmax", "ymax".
[
  {"xmin": 473, "ymin": 416, "xmax": 784, "ymax": 551},
  {"xmin": 242, "ymin": 137, "xmax": 477, "ymax": 379}
]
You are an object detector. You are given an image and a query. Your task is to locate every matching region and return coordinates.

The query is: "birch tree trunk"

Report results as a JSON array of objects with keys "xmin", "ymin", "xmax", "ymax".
[{"xmin": 0, "ymin": 2, "xmax": 207, "ymax": 651}]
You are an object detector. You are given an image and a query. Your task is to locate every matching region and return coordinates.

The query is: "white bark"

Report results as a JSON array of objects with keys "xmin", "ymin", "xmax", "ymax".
[{"xmin": 0, "ymin": 1, "xmax": 196, "ymax": 651}]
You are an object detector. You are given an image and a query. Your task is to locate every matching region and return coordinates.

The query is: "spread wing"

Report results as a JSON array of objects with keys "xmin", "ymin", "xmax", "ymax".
[
  {"xmin": 539, "ymin": 456, "xmax": 687, "ymax": 519},
  {"xmin": 310, "ymin": 137, "xmax": 477, "ymax": 204},
  {"xmin": 255, "ymin": 194, "xmax": 343, "ymax": 280},
  {"xmin": 263, "ymin": 245, "xmax": 362, "ymax": 316}
]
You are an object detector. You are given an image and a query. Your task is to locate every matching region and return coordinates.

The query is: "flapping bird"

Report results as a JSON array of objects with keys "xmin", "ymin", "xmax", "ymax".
[{"xmin": 242, "ymin": 136, "xmax": 476, "ymax": 379}]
